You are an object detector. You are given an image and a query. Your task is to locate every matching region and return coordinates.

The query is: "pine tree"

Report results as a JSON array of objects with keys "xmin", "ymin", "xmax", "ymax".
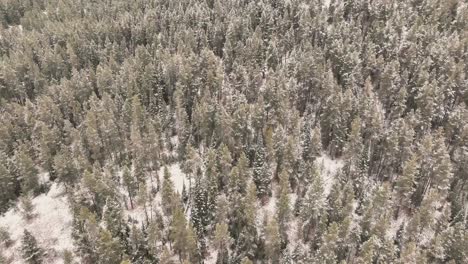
[
  {"xmin": 0, "ymin": 226, "xmax": 12, "ymax": 248},
  {"xmin": 396, "ymin": 153, "xmax": 419, "ymax": 211},
  {"xmin": 300, "ymin": 168, "xmax": 325, "ymax": 242},
  {"xmin": 310, "ymin": 125, "xmax": 323, "ymax": 159},
  {"xmin": 84, "ymin": 107, "xmax": 104, "ymax": 163},
  {"xmin": 316, "ymin": 223, "xmax": 339, "ymax": 264},
  {"xmin": 0, "ymin": 153, "xmax": 17, "ymax": 212},
  {"xmin": 170, "ymin": 202, "xmax": 190, "ymax": 261},
  {"xmin": 62, "ymin": 250, "xmax": 74, "ymax": 264},
  {"xmin": 97, "ymin": 229, "xmax": 122, "ymax": 264},
  {"xmin": 244, "ymin": 183, "xmax": 258, "ymax": 232},
  {"xmin": 237, "ymin": 152, "xmax": 250, "ymax": 192},
  {"xmin": 276, "ymin": 170, "xmax": 291, "ymax": 239},
  {"xmin": 137, "ymin": 182, "xmax": 150, "ymax": 224},
  {"xmin": 159, "ymin": 247, "xmax": 174, "ymax": 264},
  {"xmin": 356, "ymin": 236, "xmax": 377, "ymax": 264},
  {"xmin": 301, "ymin": 118, "xmax": 313, "ymax": 162},
  {"xmin": 186, "ymin": 224, "xmax": 199, "ymax": 263},
  {"xmin": 122, "ymin": 165, "xmax": 136, "ymax": 209},
  {"xmin": 214, "ymin": 222, "xmax": 231, "ymax": 264},
  {"xmin": 253, "ymin": 136, "xmax": 271, "ymax": 201},
  {"xmin": 265, "ymin": 217, "xmax": 281, "ymax": 264},
  {"xmin": 161, "ymin": 166, "xmax": 176, "ymax": 216},
  {"xmin": 53, "ymin": 146, "xmax": 77, "ymax": 187},
  {"xmin": 15, "ymin": 145, "xmax": 39, "ymax": 194},
  {"xmin": 218, "ymin": 144, "xmax": 233, "ymax": 190},
  {"xmin": 191, "ymin": 177, "xmax": 210, "ymax": 246},
  {"xmin": 183, "ymin": 146, "xmax": 201, "ymax": 196},
  {"xmin": 19, "ymin": 193, "xmax": 35, "ymax": 220},
  {"xmin": 21, "ymin": 230, "xmax": 43, "ymax": 264}
]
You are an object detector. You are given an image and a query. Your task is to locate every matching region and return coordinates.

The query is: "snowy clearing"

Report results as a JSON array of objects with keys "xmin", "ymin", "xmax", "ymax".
[
  {"xmin": 316, "ymin": 155, "xmax": 344, "ymax": 196},
  {"xmin": 0, "ymin": 183, "xmax": 74, "ymax": 264}
]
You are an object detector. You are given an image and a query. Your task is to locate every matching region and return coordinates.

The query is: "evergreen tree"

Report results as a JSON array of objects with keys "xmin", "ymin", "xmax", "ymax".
[
  {"xmin": 62, "ymin": 250, "xmax": 74, "ymax": 264},
  {"xmin": 213, "ymin": 222, "xmax": 231, "ymax": 264},
  {"xmin": 265, "ymin": 217, "xmax": 281, "ymax": 264},
  {"xmin": 315, "ymin": 223, "xmax": 339, "ymax": 264},
  {"xmin": 218, "ymin": 144, "xmax": 233, "ymax": 190},
  {"xmin": 97, "ymin": 229, "xmax": 123, "ymax": 264},
  {"xmin": 395, "ymin": 153, "xmax": 420, "ymax": 211},
  {"xmin": 170, "ymin": 202, "xmax": 190, "ymax": 261},
  {"xmin": 122, "ymin": 165, "xmax": 137, "ymax": 209},
  {"xmin": 21, "ymin": 230, "xmax": 43, "ymax": 264},
  {"xmin": 191, "ymin": 177, "xmax": 210, "ymax": 253},
  {"xmin": 276, "ymin": 170, "xmax": 291, "ymax": 239},
  {"xmin": 161, "ymin": 166, "xmax": 176, "ymax": 216},
  {"xmin": 253, "ymin": 136, "xmax": 271, "ymax": 200},
  {"xmin": 19, "ymin": 193, "xmax": 35, "ymax": 220},
  {"xmin": 0, "ymin": 153, "xmax": 17, "ymax": 212},
  {"xmin": 53, "ymin": 146, "xmax": 78, "ymax": 187},
  {"xmin": 300, "ymin": 168, "xmax": 325, "ymax": 242},
  {"xmin": 15, "ymin": 145, "xmax": 39, "ymax": 195}
]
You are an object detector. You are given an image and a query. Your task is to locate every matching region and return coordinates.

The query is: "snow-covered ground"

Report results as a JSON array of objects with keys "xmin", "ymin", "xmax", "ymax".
[
  {"xmin": 0, "ymin": 183, "xmax": 74, "ymax": 264},
  {"xmin": 316, "ymin": 155, "xmax": 344, "ymax": 196},
  {"xmin": 0, "ymin": 157, "xmax": 341, "ymax": 263},
  {"xmin": 161, "ymin": 163, "xmax": 189, "ymax": 194},
  {"xmin": 124, "ymin": 163, "xmax": 189, "ymax": 224}
]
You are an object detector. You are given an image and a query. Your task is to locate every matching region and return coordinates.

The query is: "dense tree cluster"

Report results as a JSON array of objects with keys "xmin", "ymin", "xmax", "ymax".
[{"xmin": 0, "ymin": 0, "xmax": 467, "ymax": 263}]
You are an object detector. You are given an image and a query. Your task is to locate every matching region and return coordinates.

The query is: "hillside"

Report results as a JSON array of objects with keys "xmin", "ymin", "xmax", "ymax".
[{"xmin": 0, "ymin": 0, "xmax": 467, "ymax": 263}]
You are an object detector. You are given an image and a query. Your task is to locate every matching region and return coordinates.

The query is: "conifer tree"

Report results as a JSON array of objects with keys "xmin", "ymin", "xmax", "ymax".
[
  {"xmin": 15, "ymin": 145, "xmax": 39, "ymax": 194},
  {"xmin": 191, "ymin": 177, "xmax": 210, "ymax": 248},
  {"xmin": 19, "ymin": 193, "xmax": 35, "ymax": 220},
  {"xmin": 300, "ymin": 168, "xmax": 325, "ymax": 242},
  {"xmin": 253, "ymin": 136, "xmax": 271, "ymax": 200},
  {"xmin": 276, "ymin": 170, "xmax": 291, "ymax": 239},
  {"xmin": 97, "ymin": 229, "xmax": 123, "ymax": 264},
  {"xmin": 395, "ymin": 153, "xmax": 420, "ymax": 212},
  {"xmin": 218, "ymin": 144, "xmax": 233, "ymax": 190},
  {"xmin": 21, "ymin": 230, "xmax": 43, "ymax": 264},
  {"xmin": 316, "ymin": 223, "xmax": 339, "ymax": 264},
  {"xmin": 122, "ymin": 165, "xmax": 137, "ymax": 209},
  {"xmin": 214, "ymin": 222, "xmax": 231, "ymax": 264},
  {"xmin": 161, "ymin": 166, "xmax": 176, "ymax": 216},
  {"xmin": 265, "ymin": 217, "xmax": 281, "ymax": 264},
  {"xmin": 0, "ymin": 153, "xmax": 17, "ymax": 212},
  {"xmin": 170, "ymin": 201, "xmax": 195, "ymax": 262},
  {"xmin": 53, "ymin": 146, "xmax": 77, "ymax": 187}
]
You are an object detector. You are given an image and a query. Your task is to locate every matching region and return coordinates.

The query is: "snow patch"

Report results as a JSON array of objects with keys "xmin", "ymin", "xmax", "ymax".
[
  {"xmin": 124, "ymin": 163, "xmax": 189, "ymax": 224},
  {"xmin": 316, "ymin": 155, "xmax": 344, "ymax": 196},
  {"xmin": 0, "ymin": 183, "xmax": 74, "ymax": 264},
  {"xmin": 159, "ymin": 163, "xmax": 189, "ymax": 194}
]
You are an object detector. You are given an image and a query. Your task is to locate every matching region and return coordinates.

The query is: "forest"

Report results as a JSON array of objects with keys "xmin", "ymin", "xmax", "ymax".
[{"xmin": 0, "ymin": 0, "xmax": 467, "ymax": 263}]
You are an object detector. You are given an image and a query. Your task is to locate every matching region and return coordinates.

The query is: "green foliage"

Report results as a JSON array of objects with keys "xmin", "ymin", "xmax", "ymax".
[{"xmin": 0, "ymin": 0, "xmax": 466, "ymax": 263}]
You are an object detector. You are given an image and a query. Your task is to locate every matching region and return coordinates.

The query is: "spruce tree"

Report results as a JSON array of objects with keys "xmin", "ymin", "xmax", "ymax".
[
  {"xmin": 265, "ymin": 217, "xmax": 281, "ymax": 264},
  {"xmin": 253, "ymin": 136, "xmax": 271, "ymax": 201},
  {"xmin": 161, "ymin": 166, "xmax": 176, "ymax": 216},
  {"xmin": 276, "ymin": 170, "xmax": 291, "ymax": 239},
  {"xmin": 122, "ymin": 165, "xmax": 137, "ymax": 209},
  {"xmin": 21, "ymin": 230, "xmax": 43, "ymax": 264}
]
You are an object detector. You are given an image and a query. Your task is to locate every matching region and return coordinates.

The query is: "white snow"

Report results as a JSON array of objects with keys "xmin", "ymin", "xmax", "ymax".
[
  {"xmin": 204, "ymin": 247, "xmax": 218, "ymax": 264},
  {"xmin": 316, "ymin": 155, "xmax": 344, "ymax": 196},
  {"xmin": 124, "ymin": 163, "xmax": 189, "ymax": 224},
  {"xmin": 159, "ymin": 163, "xmax": 189, "ymax": 194},
  {"xmin": 0, "ymin": 183, "xmax": 74, "ymax": 264},
  {"xmin": 387, "ymin": 213, "xmax": 407, "ymax": 240}
]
